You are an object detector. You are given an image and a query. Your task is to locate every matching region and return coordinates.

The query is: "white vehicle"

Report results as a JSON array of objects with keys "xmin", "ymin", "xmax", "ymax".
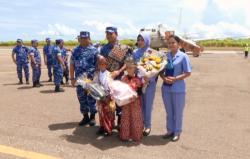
[{"xmin": 140, "ymin": 24, "xmax": 203, "ymax": 57}]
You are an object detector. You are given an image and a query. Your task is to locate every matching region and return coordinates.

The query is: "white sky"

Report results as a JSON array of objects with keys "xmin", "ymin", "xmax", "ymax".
[{"xmin": 0, "ymin": 0, "xmax": 249, "ymax": 41}]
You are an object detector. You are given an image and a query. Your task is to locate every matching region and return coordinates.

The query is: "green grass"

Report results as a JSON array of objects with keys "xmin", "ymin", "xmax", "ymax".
[
  {"xmin": 0, "ymin": 41, "xmax": 77, "ymax": 47},
  {"xmin": 197, "ymin": 38, "xmax": 250, "ymax": 47},
  {"xmin": 0, "ymin": 39, "xmax": 137, "ymax": 48},
  {"xmin": 1, "ymin": 38, "xmax": 249, "ymax": 48}
]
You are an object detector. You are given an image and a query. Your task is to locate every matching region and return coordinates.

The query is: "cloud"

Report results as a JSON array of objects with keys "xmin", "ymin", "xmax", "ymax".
[
  {"xmin": 38, "ymin": 24, "xmax": 77, "ymax": 36},
  {"xmin": 118, "ymin": 21, "xmax": 140, "ymax": 38},
  {"xmin": 1, "ymin": 0, "xmax": 249, "ymax": 41},
  {"xmin": 59, "ymin": 1, "xmax": 95, "ymax": 9},
  {"xmin": 187, "ymin": 22, "xmax": 250, "ymax": 40},
  {"xmin": 82, "ymin": 20, "xmax": 140, "ymax": 39},
  {"xmin": 181, "ymin": 0, "xmax": 208, "ymax": 13},
  {"xmin": 214, "ymin": 0, "xmax": 247, "ymax": 12},
  {"xmin": 82, "ymin": 20, "xmax": 114, "ymax": 32}
]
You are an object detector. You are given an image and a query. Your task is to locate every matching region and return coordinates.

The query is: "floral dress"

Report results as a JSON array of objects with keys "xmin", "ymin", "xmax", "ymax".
[{"xmin": 120, "ymin": 75, "xmax": 144, "ymax": 142}]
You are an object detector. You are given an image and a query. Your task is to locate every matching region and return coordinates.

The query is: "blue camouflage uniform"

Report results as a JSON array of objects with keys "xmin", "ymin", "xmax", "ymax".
[
  {"xmin": 12, "ymin": 44, "xmax": 30, "ymax": 82},
  {"xmin": 71, "ymin": 45, "xmax": 98, "ymax": 115},
  {"xmin": 52, "ymin": 45, "xmax": 63, "ymax": 87},
  {"xmin": 161, "ymin": 50, "xmax": 192, "ymax": 136},
  {"xmin": 29, "ymin": 46, "xmax": 41, "ymax": 84},
  {"xmin": 61, "ymin": 47, "xmax": 69, "ymax": 83},
  {"xmin": 43, "ymin": 44, "xmax": 54, "ymax": 80}
]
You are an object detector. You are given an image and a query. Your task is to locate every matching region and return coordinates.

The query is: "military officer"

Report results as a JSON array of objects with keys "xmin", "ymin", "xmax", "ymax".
[
  {"xmin": 244, "ymin": 43, "xmax": 249, "ymax": 58},
  {"xmin": 70, "ymin": 31, "xmax": 98, "ymax": 126},
  {"xmin": 43, "ymin": 38, "xmax": 54, "ymax": 82},
  {"xmin": 52, "ymin": 39, "xmax": 66, "ymax": 92},
  {"xmin": 12, "ymin": 39, "xmax": 30, "ymax": 84},
  {"xmin": 29, "ymin": 40, "xmax": 43, "ymax": 87},
  {"xmin": 61, "ymin": 47, "xmax": 71, "ymax": 85}
]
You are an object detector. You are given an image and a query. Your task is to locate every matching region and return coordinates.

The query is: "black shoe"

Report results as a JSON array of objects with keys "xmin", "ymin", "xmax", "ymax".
[
  {"xmin": 33, "ymin": 82, "xmax": 37, "ymax": 87},
  {"xmin": 114, "ymin": 125, "xmax": 120, "ymax": 132},
  {"xmin": 171, "ymin": 135, "xmax": 180, "ymax": 142},
  {"xmin": 61, "ymin": 81, "xmax": 65, "ymax": 85},
  {"xmin": 78, "ymin": 114, "xmax": 90, "ymax": 126},
  {"xmin": 143, "ymin": 128, "xmax": 151, "ymax": 136},
  {"xmin": 56, "ymin": 89, "xmax": 64, "ymax": 92},
  {"xmin": 96, "ymin": 127, "xmax": 105, "ymax": 135},
  {"xmin": 162, "ymin": 133, "xmax": 174, "ymax": 140},
  {"xmin": 55, "ymin": 86, "xmax": 64, "ymax": 92},
  {"xmin": 89, "ymin": 114, "xmax": 96, "ymax": 126},
  {"xmin": 18, "ymin": 79, "xmax": 23, "ymax": 85},
  {"xmin": 48, "ymin": 78, "xmax": 52, "ymax": 82},
  {"xmin": 26, "ymin": 80, "xmax": 29, "ymax": 85},
  {"xmin": 104, "ymin": 131, "xmax": 112, "ymax": 136},
  {"xmin": 37, "ymin": 83, "xmax": 43, "ymax": 87},
  {"xmin": 55, "ymin": 85, "xmax": 59, "ymax": 92},
  {"xmin": 33, "ymin": 81, "xmax": 41, "ymax": 87}
]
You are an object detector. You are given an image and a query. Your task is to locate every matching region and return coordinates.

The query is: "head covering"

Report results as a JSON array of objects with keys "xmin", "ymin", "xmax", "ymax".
[
  {"xmin": 45, "ymin": 38, "xmax": 51, "ymax": 42},
  {"xmin": 79, "ymin": 31, "xmax": 90, "ymax": 38},
  {"xmin": 106, "ymin": 26, "xmax": 117, "ymax": 33},
  {"xmin": 138, "ymin": 32, "xmax": 151, "ymax": 49},
  {"xmin": 16, "ymin": 39, "xmax": 23, "ymax": 43},
  {"xmin": 133, "ymin": 32, "xmax": 151, "ymax": 62},
  {"xmin": 31, "ymin": 39, "xmax": 38, "ymax": 44},
  {"xmin": 55, "ymin": 39, "xmax": 63, "ymax": 45}
]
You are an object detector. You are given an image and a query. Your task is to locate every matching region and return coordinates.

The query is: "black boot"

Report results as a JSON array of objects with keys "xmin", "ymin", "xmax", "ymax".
[
  {"xmin": 96, "ymin": 127, "xmax": 105, "ymax": 135},
  {"xmin": 37, "ymin": 80, "xmax": 43, "ymax": 87},
  {"xmin": 33, "ymin": 81, "xmax": 37, "ymax": 87},
  {"xmin": 55, "ymin": 85, "xmax": 63, "ymax": 92},
  {"xmin": 79, "ymin": 114, "xmax": 90, "ymax": 126},
  {"xmin": 61, "ymin": 81, "xmax": 64, "ymax": 85},
  {"xmin": 89, "ymin": 113, "xmax": 96, "ymax": 126},
  {"xmin": 65, "ymin": 77, "xmax": 69, "ymax": 85},
  {"xmin": 26, "ymin": 79, "xmax": 29, "ymax": 85},
  {"xmin": 18, "ymin": 78, "xmax": 23, "ymax": 84},
  {"xmin": 48, "ymin": 77, "xmax": 52, "ymax": 82},
  {"xmin": 55, "ymin": 85, "xmax": 59, "ymax": 92}
]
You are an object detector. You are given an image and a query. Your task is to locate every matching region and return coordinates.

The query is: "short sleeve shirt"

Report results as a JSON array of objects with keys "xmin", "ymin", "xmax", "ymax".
[{"xmin": 163, "ymin": 50, "xmax": 192, "ymax": 93}]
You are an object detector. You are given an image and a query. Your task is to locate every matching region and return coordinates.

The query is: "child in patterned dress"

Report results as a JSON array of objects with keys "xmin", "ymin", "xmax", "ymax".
[{"xmin": 119, "ymin": 57, "xmax": 144, "ymax": 142}]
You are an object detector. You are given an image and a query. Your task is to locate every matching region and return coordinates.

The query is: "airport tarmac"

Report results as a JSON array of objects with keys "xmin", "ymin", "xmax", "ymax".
[{"xmin": 0, "ymin": 49, "xmax": 250, "ymax": 159}]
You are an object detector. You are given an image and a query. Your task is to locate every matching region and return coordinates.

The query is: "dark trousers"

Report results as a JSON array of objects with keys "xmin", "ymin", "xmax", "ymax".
[{"xmin": 245, "ymin": 51, "xmax": 248, "ymax": 58}]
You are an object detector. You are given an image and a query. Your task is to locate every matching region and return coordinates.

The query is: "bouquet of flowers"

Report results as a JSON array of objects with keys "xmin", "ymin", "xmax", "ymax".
[
  {"xmin": 77, "ymin": 73, "xmax": 138, "ymax": 106},
  {"xmin": 86, "ymin": 83, "xmax": 108, "ymax": 101},
  {"xmin": 76, "ymin": 73, "xmax": 108, "ymax": 100},
  {"xmin": 76, "ymin": 73, "xmax": 92, "ymax": 88},
  {"xmin": 137, "ymin": 51, "xmax": 167, "ymax": 78}
]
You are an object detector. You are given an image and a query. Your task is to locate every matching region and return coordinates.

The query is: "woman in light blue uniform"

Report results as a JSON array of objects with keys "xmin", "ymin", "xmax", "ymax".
[
  {"xmin": 160, "ymin": 35, "xmax": 192, "ymax": 142},
  {"xmin": 133, "ymin": 32, "xmax": 157, "ymax": 136}
]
